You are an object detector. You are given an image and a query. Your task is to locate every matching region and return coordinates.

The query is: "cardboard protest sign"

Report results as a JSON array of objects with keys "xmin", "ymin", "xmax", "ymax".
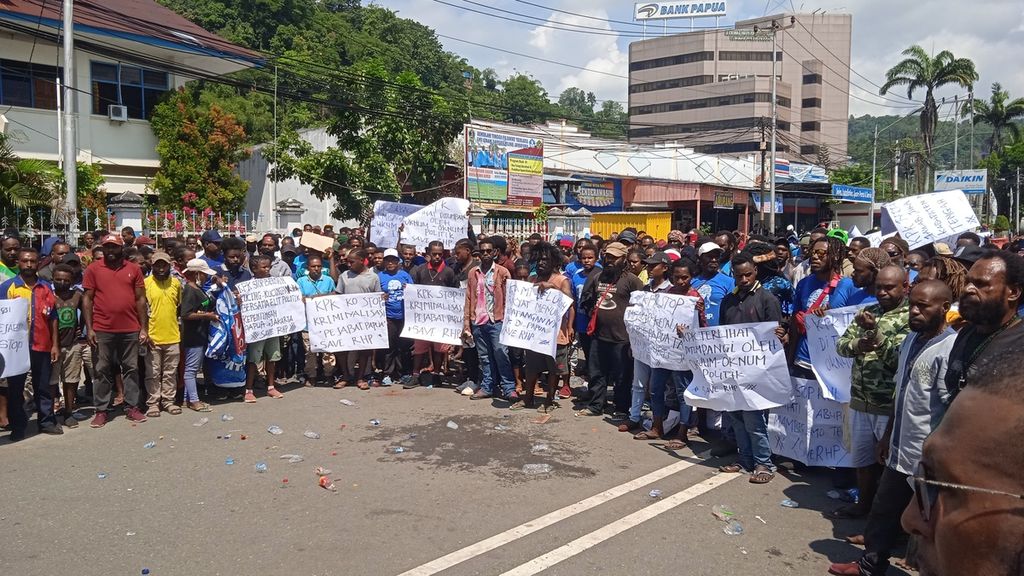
[
  {"xmin": 768, "ymin": 378, "xmax": 852, "ymax": 468},
  {"xmin": 369, "ymin": 201, "xmax": 423, "ymax": 249},
  {"xmin": 237, "ymin": 277, "xmax": 305, "ymax": 344},
  {"xmin": 401, "ymin": 285, "xmax": 465, "ymax": 345},
  {"xmin": 681, "ymin": 322, "xmax": 793, "ymax": 411},
  {"xmin": 400, "ymin": 198, "xmax": 470, "ymax": 250},
  {"xmin": 881, "ymin": 190, "xmax": 980, "ymax": 249},
  {"xmin": 0, "ymin": 299, "xmax": 30, "ymax": 377},
  {"xmin": 299, "ymin": 231, "xmax": 334, "ymax": 254},
  {"xmin": 499, "ymin": 280, "xmax": 573, "ymax": 359},
  {"xmin": 306, "ymin": 293, "xmax": 388, "ymax": 352},
  {"xmin": 805, "ymin": 305, "xmax": 859, "ymax": 402},
  {"xmin": 624, "ymin": 291, "xmax": 699, "ymax": 370}
]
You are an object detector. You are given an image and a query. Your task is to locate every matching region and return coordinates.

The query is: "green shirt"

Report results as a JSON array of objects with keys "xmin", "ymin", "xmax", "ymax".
[{"xmin": 837, "ymin": 300, "xmax": 910, "ymax": 415}]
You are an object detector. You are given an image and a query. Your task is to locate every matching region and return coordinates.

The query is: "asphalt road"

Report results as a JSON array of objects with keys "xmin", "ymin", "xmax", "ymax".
[{"xmin": 0, "ymin": 383, "xmax": 911, "ymax": 576}]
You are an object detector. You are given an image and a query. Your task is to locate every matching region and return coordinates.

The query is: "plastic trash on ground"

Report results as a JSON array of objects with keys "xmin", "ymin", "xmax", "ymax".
[
  {"xmin": 530, "ymin": 443, "xmax": 549, "ymax": 454},
  {"xmin": 780, "ymin": 499, "xmax": 800, "ymax": 508},
  {"xmin": 303, "ymin": 430, "xmax": 321, "ymax": 439},
  {"xmin": 446, "ymin": 420, "xmax": 459, "ymax": 430},
  {"xmin": 220, "ymin": 414, "xmax": 234, "ymax": 421},
  {"xmin": 339, "ymin": 399, "xmax": 356, "ymax": 406},
  {"xmin": 225, "ymin": 457, "xmax": 235, "ymax": 465},
  {"xmin": 649, "ymin": 489, "xmax": 663, "ymax": 498},
  {"xmin": 267, "ymin": 425, "xmax": 284, "ymax": 435},
  {"xmin": 318, "ymin": 476, "xmax": 337, "ymax": 492},
  {"xmin": 369, "ymin": 419, "xmax": 381, "ymax": 426},
  {"xmin": 279, "ymin": 454, "xmax": 304, "ymax": 463},
  {"xmin": 193, "ymin": 417, "xmax": 209, "ymax": 427},
  {"xmin": 522, "ymin": 463, "xmax": 553, "ymax": 475},
  {"xmin": 143, "ymin": 441, "xmax": 156, "ymax": 449},
  {"xmin": 711, "ymin": 504, "xmax": 735, "ymax": 521},
  {"xmin": 723, "ymin": 519, "xmax": 744, "ymax": 535},
  {"xmin": 255, "ymin": 461, "xmax": 268, "ymax": 473},
  {"xmin": 314, "ymin": 466, "xmax": 332, "ymax": 476}
]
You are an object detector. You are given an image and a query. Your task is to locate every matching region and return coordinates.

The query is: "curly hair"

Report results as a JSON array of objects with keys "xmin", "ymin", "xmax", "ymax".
[
  {"xmin": 812, "ymin": 236, "xmax": 846, "ymax": 276},
  {"xmin": 528, "ymin": 241, "xmax": 563, "ymax": 274},
  {"xmin": 922, "ymin": 256, "xmax": 968, "ymax": 300}
]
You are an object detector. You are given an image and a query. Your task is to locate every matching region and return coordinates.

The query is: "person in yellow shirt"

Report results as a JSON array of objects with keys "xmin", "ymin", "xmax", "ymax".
[{"xmin": 144, "ymin": 252, "xmax": 182, "ymax": 417}]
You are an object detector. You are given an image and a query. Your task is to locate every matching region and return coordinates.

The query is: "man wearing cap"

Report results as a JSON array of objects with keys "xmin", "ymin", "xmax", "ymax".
[
  {"xmin": 200, "ymin": 230, "xmax": 224, "ymax": 271},
  {"xmin": 296, "ymin": 253, "xmax": 337, "ymax": 386},
  {"xmin": 83, "ymin": 234, "xmax": 149, "ymax": 427},
  {"xmin": 245, "ymin": 234, "xmax": 259, "ymax": 259},
  {"xmin": 143, "ymin": 252, "xmax": 183, "ymax": 417},
  {"xmin": 576, "ymin": 241, "xmax": 644, "ymax": 418},
  {"xmin": 378, "ymin": 248, "xmax": 414, "ymax": 386},
  {"xmin": 692, "ymin": 242, "xmax": 736, "ymax": 327}
]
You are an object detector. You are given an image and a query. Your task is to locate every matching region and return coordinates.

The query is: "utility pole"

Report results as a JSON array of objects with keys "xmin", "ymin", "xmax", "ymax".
[
  {"xmin": 763, "ymin": 16, "xmax": 795, "ymax": 235},
  {"xmin": 61, "ymin": 0, "xmax": 77, "ymax": 228},
  {"xmin": 1017, "ymin": 166, "xmax": 1021, "ymax": 235},
  {"xmin": 870, "ymin": 124, "xmax": 878, "ymax": 224},
  {"xmin": 953, "ymin": 95, "xmax": 959, "ymax": 170},
  {"xmin": 759, "ymin": 118, "xmax": 767, "ymax": 232},
  {"xmin": 893, "ymin": 144, "xmax": 901, "ymax": 198},
  {"xmin": 271, "ymin": 64, "xmax": 278, "ymax": 230}
]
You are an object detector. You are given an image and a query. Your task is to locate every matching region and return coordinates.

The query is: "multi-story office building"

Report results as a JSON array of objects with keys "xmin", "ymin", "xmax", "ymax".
[{"xmin": 628, "ymin": 13, "xmax": 851, "ymax": 162}]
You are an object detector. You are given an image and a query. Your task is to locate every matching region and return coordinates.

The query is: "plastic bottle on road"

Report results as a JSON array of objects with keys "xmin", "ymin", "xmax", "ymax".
[
  {"xmin": 221, "ymin": 414, "xmax": 234, "ymax": 422},
  {"xmin": 143, "ymin": 441, "xmax": 156, "ymax": 449},
  {"xmin": 255, "ymin": 461, "xmax": 268, "ymax": 473},
  {"xmin": 649, "ymin": 489, "xmax": 663, "ymax": 498},
  {"xmin": 303, "ymin": 430, "xmax": 321, "ymax": 439},
  {"xmin": 267, "ymin": 425, "xmax": 284, "ymax": 435},
  {"xmin": 780, "ymin": 499, "xmax": 800, "ymax": 508},
  {"xmin": 522, "ymin": 463, "xmax": 553, "ymax": 475},
  {"xmin": 723, "ymin": 520, "xmax": 744, "ymax": 535},
  {"xmin": 711, "ymin": 504, "xmax": 735, "ymax": 521}
]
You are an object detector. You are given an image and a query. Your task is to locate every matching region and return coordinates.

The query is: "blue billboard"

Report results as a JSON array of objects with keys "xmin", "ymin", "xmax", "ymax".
[
  {"xmin": 832, "ymin": 184, "xmax": 874, "ymax": 204},
  {"xmin": 563, "ymin": 175, "xmax": 623, "ymax": 212}
]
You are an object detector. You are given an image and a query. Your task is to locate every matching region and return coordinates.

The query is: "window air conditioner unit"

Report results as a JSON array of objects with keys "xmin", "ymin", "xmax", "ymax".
[{"xmin": 108, "ymin": 104, "xmax": 128, "ymax": 122}]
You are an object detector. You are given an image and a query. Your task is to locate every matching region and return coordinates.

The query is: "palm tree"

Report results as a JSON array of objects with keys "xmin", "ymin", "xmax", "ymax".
[
  {"xmin": 880, "ymin": 46, "xmax": 978, "ymax": 178},
  {"xmin": 968, "ymin": 82, "xmax": 1024, "ymax": 153},
  {"xmin": 0, "ymin": 131, "xmax": 59, "ymax": 208}
]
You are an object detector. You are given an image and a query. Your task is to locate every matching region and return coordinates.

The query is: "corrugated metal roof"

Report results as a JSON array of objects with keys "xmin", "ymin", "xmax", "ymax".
[{"xmin": 0, "ymin": 0, "xmax": 262, "ymax": 62}]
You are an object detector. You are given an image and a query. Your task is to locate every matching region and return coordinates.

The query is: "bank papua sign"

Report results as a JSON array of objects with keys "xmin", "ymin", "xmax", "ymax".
[
  {"xmin": 934, "ymin": 169, "xmax": 986, "ymax": 195},
  {"xmin": 634, "ymin": 2, "xmax": 728, "ymax": 20}
]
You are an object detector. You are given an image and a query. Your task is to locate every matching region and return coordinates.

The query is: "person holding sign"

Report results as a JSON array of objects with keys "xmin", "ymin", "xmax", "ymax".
[
  {"xmin": 833, "ymin": 266, "xmax": 910, "ymax": 520},
  {"xmin": 407, "ymin": 241, "xmax": 457, "ymax": 389},
  {"xmin": 510, "ymin": 242, "xmax": 573, "ymax": 413},
  {"xmin": 334, "ymin": 248, "xmax": 382, "ymax": 390},
  {"xmin": 791, "ymin": 236, "xmax": 856, "ymax": 379},
  {"xmin": 243, "ymin": 255, "xmax": 286, "ymax": 403},
  {"xmin": 827, "ymin": 280, "xmax": 956, "ymax": 576},
  {"xmin": 465, "ymin": 238, "xmax": 516, "ymax": 401},
  {"xmin": 715, "ymin": 251, "xmax": 785, "ymax": 483},
  {"xmin": 296, "ymin": 254, "xmax": 337, "ymax": 387},
  {"xmin": 1, "ymin": 249, "xmax": 61, "ymax": 440},
  {"xmin": 691, "ymin": 242, "xmax": 734, "ymax": 327},
  {"xmin": 622, "ymin": 250, "xmax": 674, "ymax": 435}
]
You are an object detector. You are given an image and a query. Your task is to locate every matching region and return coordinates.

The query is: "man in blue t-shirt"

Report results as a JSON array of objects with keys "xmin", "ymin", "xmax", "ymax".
[
  {"xmin": 691, "ymin": 242, "xmax": 735, "ymax": 327},
  {"xmin": 567, "ymin": 245, "xmax": 601, "ymax": 378},
  {"xmin": 833, "ymin": 246, "xmax": 892, "ymax": 310},
  {"xmin": 296, "ymin": 253, "xmax": 336, "ymax": 386},
  {"xmin": 378, "ymin": 249, "xmax": 414, "ymax": 383},
  {"xmin": 791, "ymin": 237, "xmax": 856, "ymax": 374}
]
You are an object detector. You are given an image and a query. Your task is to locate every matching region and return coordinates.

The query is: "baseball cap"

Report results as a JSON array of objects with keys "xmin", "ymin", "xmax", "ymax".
[
  {"xmin": 383, "ymin": 248, "xmax": 400, "ymax": 259},
  {"xmin": 933, "ymin": 242, "xmax": 954, "ymax": 256},
  {"xmin": 663, "ymin": 248, "xmax": 681, "ymax": 262},
  {"xmin": 184, "ymin": 257, "xmax": 217, "ymax": 276},
  {"xmin": 644, "ymin": 251, "xmax": 672, "ymax": 266},
  {"xmin": 697, "ymin": 241, "xmax": 723, "ymax": 256},
  {"xmin": 152, "ymin": 251, "xmax": 172, "ymax": 264},
  {"xmin": 953, "ymin": 245, "xmax": 986, "ymax": 266},
  {"xmin": 135, "ymin": 235, "xmax": 156, "ymax": 246},
  {"xmin": 603, "ymin": 242, "xmax": 628, "ymax": 258},
  {"xmin": 200, "ymin": 230, "xmax": 222, "ymax": 245},
  {"xmin": 245, "ymin": 233, "xmax": 258, "ymax": 243},
  {"xmin": 617, "ymin": 230, "xmax": 637, "ymax": 245},
  {"xmin": 101, "ymin": 234, "xmax": 123, "ymax": 246},
  {"xmin": 281, "ymin": 245, "xmax": 298, "ymax": 255}
]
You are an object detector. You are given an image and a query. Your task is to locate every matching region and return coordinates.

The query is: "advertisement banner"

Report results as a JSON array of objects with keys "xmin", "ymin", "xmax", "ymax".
[
  {"xmin": 750, "ymin": 192, "xmax": 783, "ymax": 214},
  {"xmin": 634, "ymin": 1, "xmax": 728, "ymax": 20},
  {"xmin": 832, "ymin": 184, "xmax": 875, "ymax": 204},
  {"xmin": 564, "ymin": 175, "xmax": 623, "ymax": 211},
  {"xmin": 934, "ymin": 169, "xmax": 987, "ymax": 195},
  {"xmin": 465, "ymin": 126, "xmax": 544, "ymax": 206},
  {"xmin": 714, "ymin": 191, "xmax": 735, "ymax": 209},
  {"xmin": 881, "ymin": 190, "xmax": 980, "ymax": 249}
]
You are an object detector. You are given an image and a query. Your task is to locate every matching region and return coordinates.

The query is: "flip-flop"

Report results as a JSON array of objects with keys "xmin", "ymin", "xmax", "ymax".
[
  {"xmin": 167, "ymin": 406, "xmax": 183, "ymax": 415},
  {"xmin": 633, "ymin": 430, "xmax": 661, "ymax": 440},
  {"xmin": 750, "ymin": 468, "xmax": 775, "ymax": 484},
  {"xmin": 664, "ymin": 439, "xmax": 687, "ymax": 451}
]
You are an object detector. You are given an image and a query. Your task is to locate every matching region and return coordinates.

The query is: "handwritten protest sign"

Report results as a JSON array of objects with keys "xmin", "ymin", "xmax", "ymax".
[
  {"xmin": 881, "ymin": 190, "xmax": 979, "ymax": 249},
  {"xmin": 681, "ymin": 322, "xmax": 793, "ymax": 411},
  {"xmin": 499, "ymin": 280, "xmax": 573, "ymax": 358},
  {"xmin": 299, "ymin": 231, "xmax": 334, "ymax": 254},
  {"xmin": 624, "ymin": 291, "xmax": 699, "ymax": 369},
  {"xmin": 805, "ymin": 305, "xmax": 859, "ymax": 402},
  {"xmin": 369, "ymin": 201, "xmax": 423, "ymax": 248},
  {"xmin": 237, "ymin": 277, "xmax": 305, "ymax": 344},
  {"xmin": 768, "ymin": 378, "xmax": 852, "ymax": 468},
  {"xmin": 400, "ymin": 198, "xmax": 470, "ymax": 250},
  {"xmin": 401, "ymin": 285, "xmax": 466, "ymax": 345},
  {"xmin": 307, "ymin": 293, "xmax": 388, "ymax": 352},
  {"xmin": 0, "ymin": 299, "xmax": 30, "ymax": 377}
]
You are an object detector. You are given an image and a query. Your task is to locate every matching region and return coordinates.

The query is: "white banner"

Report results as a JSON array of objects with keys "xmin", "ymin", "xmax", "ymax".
[
  {"xmin": 237, "ymin": 277, "xmax": 305, "ymax": 344},
  {"xmin": 499, "ymin": 280, "xmax": 574, "ymax": 359},
  {"xmin": 401, "ymin": 285, "xmax": 465, "ymax": 346},
  {"xmin": 400, "ymin": 197, "xmax": 470, "ymax": 250},
  {"xmin": 768, "ymin": 378, "xmax": 852, "ymax": 468},
  {"xmin": 369, "ymin": 201, "xmax": 423, "ymax": 248},
  {"xmin": 881, "ymin": 190, "xmax": 979, "ymax": 249},
  {"xmin": 682, "ymin": 322, "xmax": 793, "ymax": 411},
  {"xmin": 805, "ymin": 305, "xmax": 859, "ymax": 402},
  {"xmin": 306, "ymin": 293, "xmax": 388, "ymax": 352},
  {"xmin": 624, "ymin": 291, "xmax": 699, "ymax": 370},
  {"xmin": 0, "ymin": 299, "xmax": 30, "ymax": 377}
]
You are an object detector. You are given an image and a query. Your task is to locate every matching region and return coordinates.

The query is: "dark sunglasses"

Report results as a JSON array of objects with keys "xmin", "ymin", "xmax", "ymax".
[{"xmin": 911, "ymin": 461, "xmax": 1024, "ymax": 522}]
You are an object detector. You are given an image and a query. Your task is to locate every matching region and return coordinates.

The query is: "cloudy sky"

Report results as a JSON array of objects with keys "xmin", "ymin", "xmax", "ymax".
[{"xmin": 371, "ymin": 0, "xmax": 1024, "ymax": 117}]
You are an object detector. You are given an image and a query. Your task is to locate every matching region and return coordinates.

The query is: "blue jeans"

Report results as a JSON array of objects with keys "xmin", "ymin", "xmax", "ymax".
[
  {"xmin": 670, "ymin": 370, "xmax": 694, "ymax": 426},
  {"xmin": 6, "ymin": 350, "xmax": 56, "ymax": 435},
  {"xmin": 730, "ymin": 410, "xmax": 774, "ymax": 472},
  {"xmin": 473, "ymin": 321, "xmax": 515, "ymax": 397},
  {"xmin": 183, "ymin": 346, "xmax": 205, "ymax": 403},
  {"xmin": 629, "ymin": 360, "xmax": 673, "ymax": 423}
]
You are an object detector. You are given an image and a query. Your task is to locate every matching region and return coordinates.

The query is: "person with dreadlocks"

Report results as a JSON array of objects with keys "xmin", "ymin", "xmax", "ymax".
[
  {"xmin": 790, "ymin": 236, "xmax": 857, "ymax": 379},
  {"xmin": 916, "ymin": 255, "xmax": 969, "ymax": 330},
  {"xmin": 827, "ymin": 247, "xmax": 892, "ymax": 311}
]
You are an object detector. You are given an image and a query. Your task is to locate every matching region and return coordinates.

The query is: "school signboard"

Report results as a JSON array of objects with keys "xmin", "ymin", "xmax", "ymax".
[{"xmin": 464, "ymin": 126, "xmax": 543, "ymax": 207}]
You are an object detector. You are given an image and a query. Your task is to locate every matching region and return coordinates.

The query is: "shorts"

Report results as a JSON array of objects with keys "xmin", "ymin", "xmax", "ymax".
[
  {"xmin": 50, "ymin": 342, "xmax": 85, "ymax": 385},
  {"xmin": 524, "ymin": 345, "xmax": 569, "ymax": 378},
  {"xmin": 849, "ymin": 409, "xmax": 889, "ymax": 468},
  {"xmin": 247, "ymin": 336, "xmax": 282, "ymax": 363},
  {"xmin": 507, "ymin": 346, "xmax": 525, "ymax": 368},
  {"xmin": 413, "ymin": 340, "xmax": 451, "ymax": 356}
]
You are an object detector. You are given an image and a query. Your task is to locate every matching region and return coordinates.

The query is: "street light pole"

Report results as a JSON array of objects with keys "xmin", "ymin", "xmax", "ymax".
[
  {"xmin": 61, "ymin": 0, "xmax": 77, "ymax": 224},
  {"xmin": 769, "ymin": 28, "xmax": 778, "ymax": 235}
]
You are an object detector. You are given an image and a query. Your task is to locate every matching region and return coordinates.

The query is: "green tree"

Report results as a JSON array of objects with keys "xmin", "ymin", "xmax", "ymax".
[
  {"xmin": 150, "ymin": 88, "xmax": 251, "ymax": 212},
  {"xmin": 880, "ymin": 46, "xmax": 978, "ymax": 180},
  {"xmin": 557, "ymin": 87, "xmax": 596, "ymax": 119},
  {"xmin": 0, "ymin": 132, "xmax": 59, "ymax": 210},
  {"xmin": 500, "ymin": 74, "xmax": 553, "ymax": 124},
  {"xmin": 591, "ymin": 100, "xmax": 627, "ymax": 140},
  {"xmin": 968, "ymin": 82, "xmax": 1024, "ymax": 154}
]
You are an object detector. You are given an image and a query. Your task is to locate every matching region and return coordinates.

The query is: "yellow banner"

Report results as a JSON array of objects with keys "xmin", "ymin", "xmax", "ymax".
[{"xmin": 508, "ymin": 156, "xmax": 543, "ymax": 176}]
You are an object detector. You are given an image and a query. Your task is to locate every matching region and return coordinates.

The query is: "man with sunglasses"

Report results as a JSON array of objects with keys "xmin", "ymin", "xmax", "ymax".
[{"xmin": 828, "ymin": 280, "xmax": 956, "ymax": 576}]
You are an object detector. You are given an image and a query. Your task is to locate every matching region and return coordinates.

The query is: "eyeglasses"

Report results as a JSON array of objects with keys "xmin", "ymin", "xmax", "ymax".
[
  {"xmin": 886, "ymin": 250, "xmax": 902, "ymax": 258},
  {"xmin": 481, "ymin": 248, "xmax": 496, "ymax": 254},
  {"xmin": 811, "ymin": 249, "xmax": 828, "ymax": 258},
  {"xmin": 911, "ymin": 462, "xmax": 1024, "ymax": 522}
]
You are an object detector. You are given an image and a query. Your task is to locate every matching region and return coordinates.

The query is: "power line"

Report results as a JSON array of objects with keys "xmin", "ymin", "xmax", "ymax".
[{"xmin": 509, "ymin": 0, "xmax": 723, "ymax": 31}]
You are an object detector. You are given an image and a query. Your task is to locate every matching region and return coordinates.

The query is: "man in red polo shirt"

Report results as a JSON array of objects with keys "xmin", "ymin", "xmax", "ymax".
[{"xmin": 83, "ymin": 234, "xmax": 149, "ymax": 427}]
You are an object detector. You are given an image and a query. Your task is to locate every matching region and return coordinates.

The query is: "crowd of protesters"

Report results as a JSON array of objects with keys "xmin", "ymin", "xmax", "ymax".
[{"xmin": 1, "ymin": 218, "xmax": 1022, "ymax": 576}]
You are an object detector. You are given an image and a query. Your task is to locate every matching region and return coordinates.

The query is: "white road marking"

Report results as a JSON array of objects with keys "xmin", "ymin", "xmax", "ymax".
[
  {"xmin": 396, "ymin": 458, "xmax": 704, "ymax": 576},
  {"xmin": 499, "ymin": 472, "xmax": 740, "ymax": 576}
]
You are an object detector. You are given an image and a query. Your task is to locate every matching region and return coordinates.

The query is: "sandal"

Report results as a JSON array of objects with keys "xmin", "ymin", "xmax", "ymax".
[
  {"xmin": 188, "ymin": 402, "xmax": 212, "ymax": 412},
  {"xmin": 243, "ymin": 391, "xmax": 257, "ymax": 403},
  {"xmin": 719, "ymin": 464, "xmax": 747, "ymax": 474},
  {"xmin": 749, "ymin": 466, "xmax": 775, "ymax": 484},
  {"xmin": 267, "ymin": 387, "xmax": 284, "ymax": 399},
  {"xmin": 665, "ymin": 439, "xmax": 688, "ymax": 451},
  {"xmin": 333, "ymin": 380, "xmax": 348, "ymax": 389},
  {"xmin": 356, "ymin": 381, "xmax": 370, "ymax": 391},
  {"xmin": 633, "ymin": 430, "xmax": 661, "ymax": 440},
  {"xmin": 509, "ymin": 400, "xmax": 534, "ymax": 411},
  {"xmin": 538, "ymin": 402, "xmax": 560, "ymax": 414},
  {"xmin": 146, "ymin": 407, "xmax": 161, "ymax": 418},
  {"xmin": 617, "ymin": 420, "xmax": 642, "ymax": 432},
  {"xmin": 166, "ymin": 405, "xmax": 183, "ymax": 415}
]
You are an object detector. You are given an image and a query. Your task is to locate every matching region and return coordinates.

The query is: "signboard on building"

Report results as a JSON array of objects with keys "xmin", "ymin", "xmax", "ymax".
[
  {"xmin": 934, "ymin": 169, "xmax": 987, "ymax": 195},
  {"xmin": 750, "ymin": 192, "xmax": 783, "ymax": 214},
  {"xmin": 564, "ymin": 175, "xmax": 623, "ymax": 212},
  {"xmin": 714, "ymin": 191, "xmax": 735, "ymax": 209},
  {"xmin": 831, "ymin": 184, "xmax": 874, "ymax": 204},
  {"xmin": 465, "ymin": 126, "xmax": 544, "ymax": 207},
  {"xmin": 724, "ymin": 29, "xmax": 772, "ymax": 41},
  {"xmin": 634, "ymin": 1, "xmax": 728, "ymax": 20}
]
